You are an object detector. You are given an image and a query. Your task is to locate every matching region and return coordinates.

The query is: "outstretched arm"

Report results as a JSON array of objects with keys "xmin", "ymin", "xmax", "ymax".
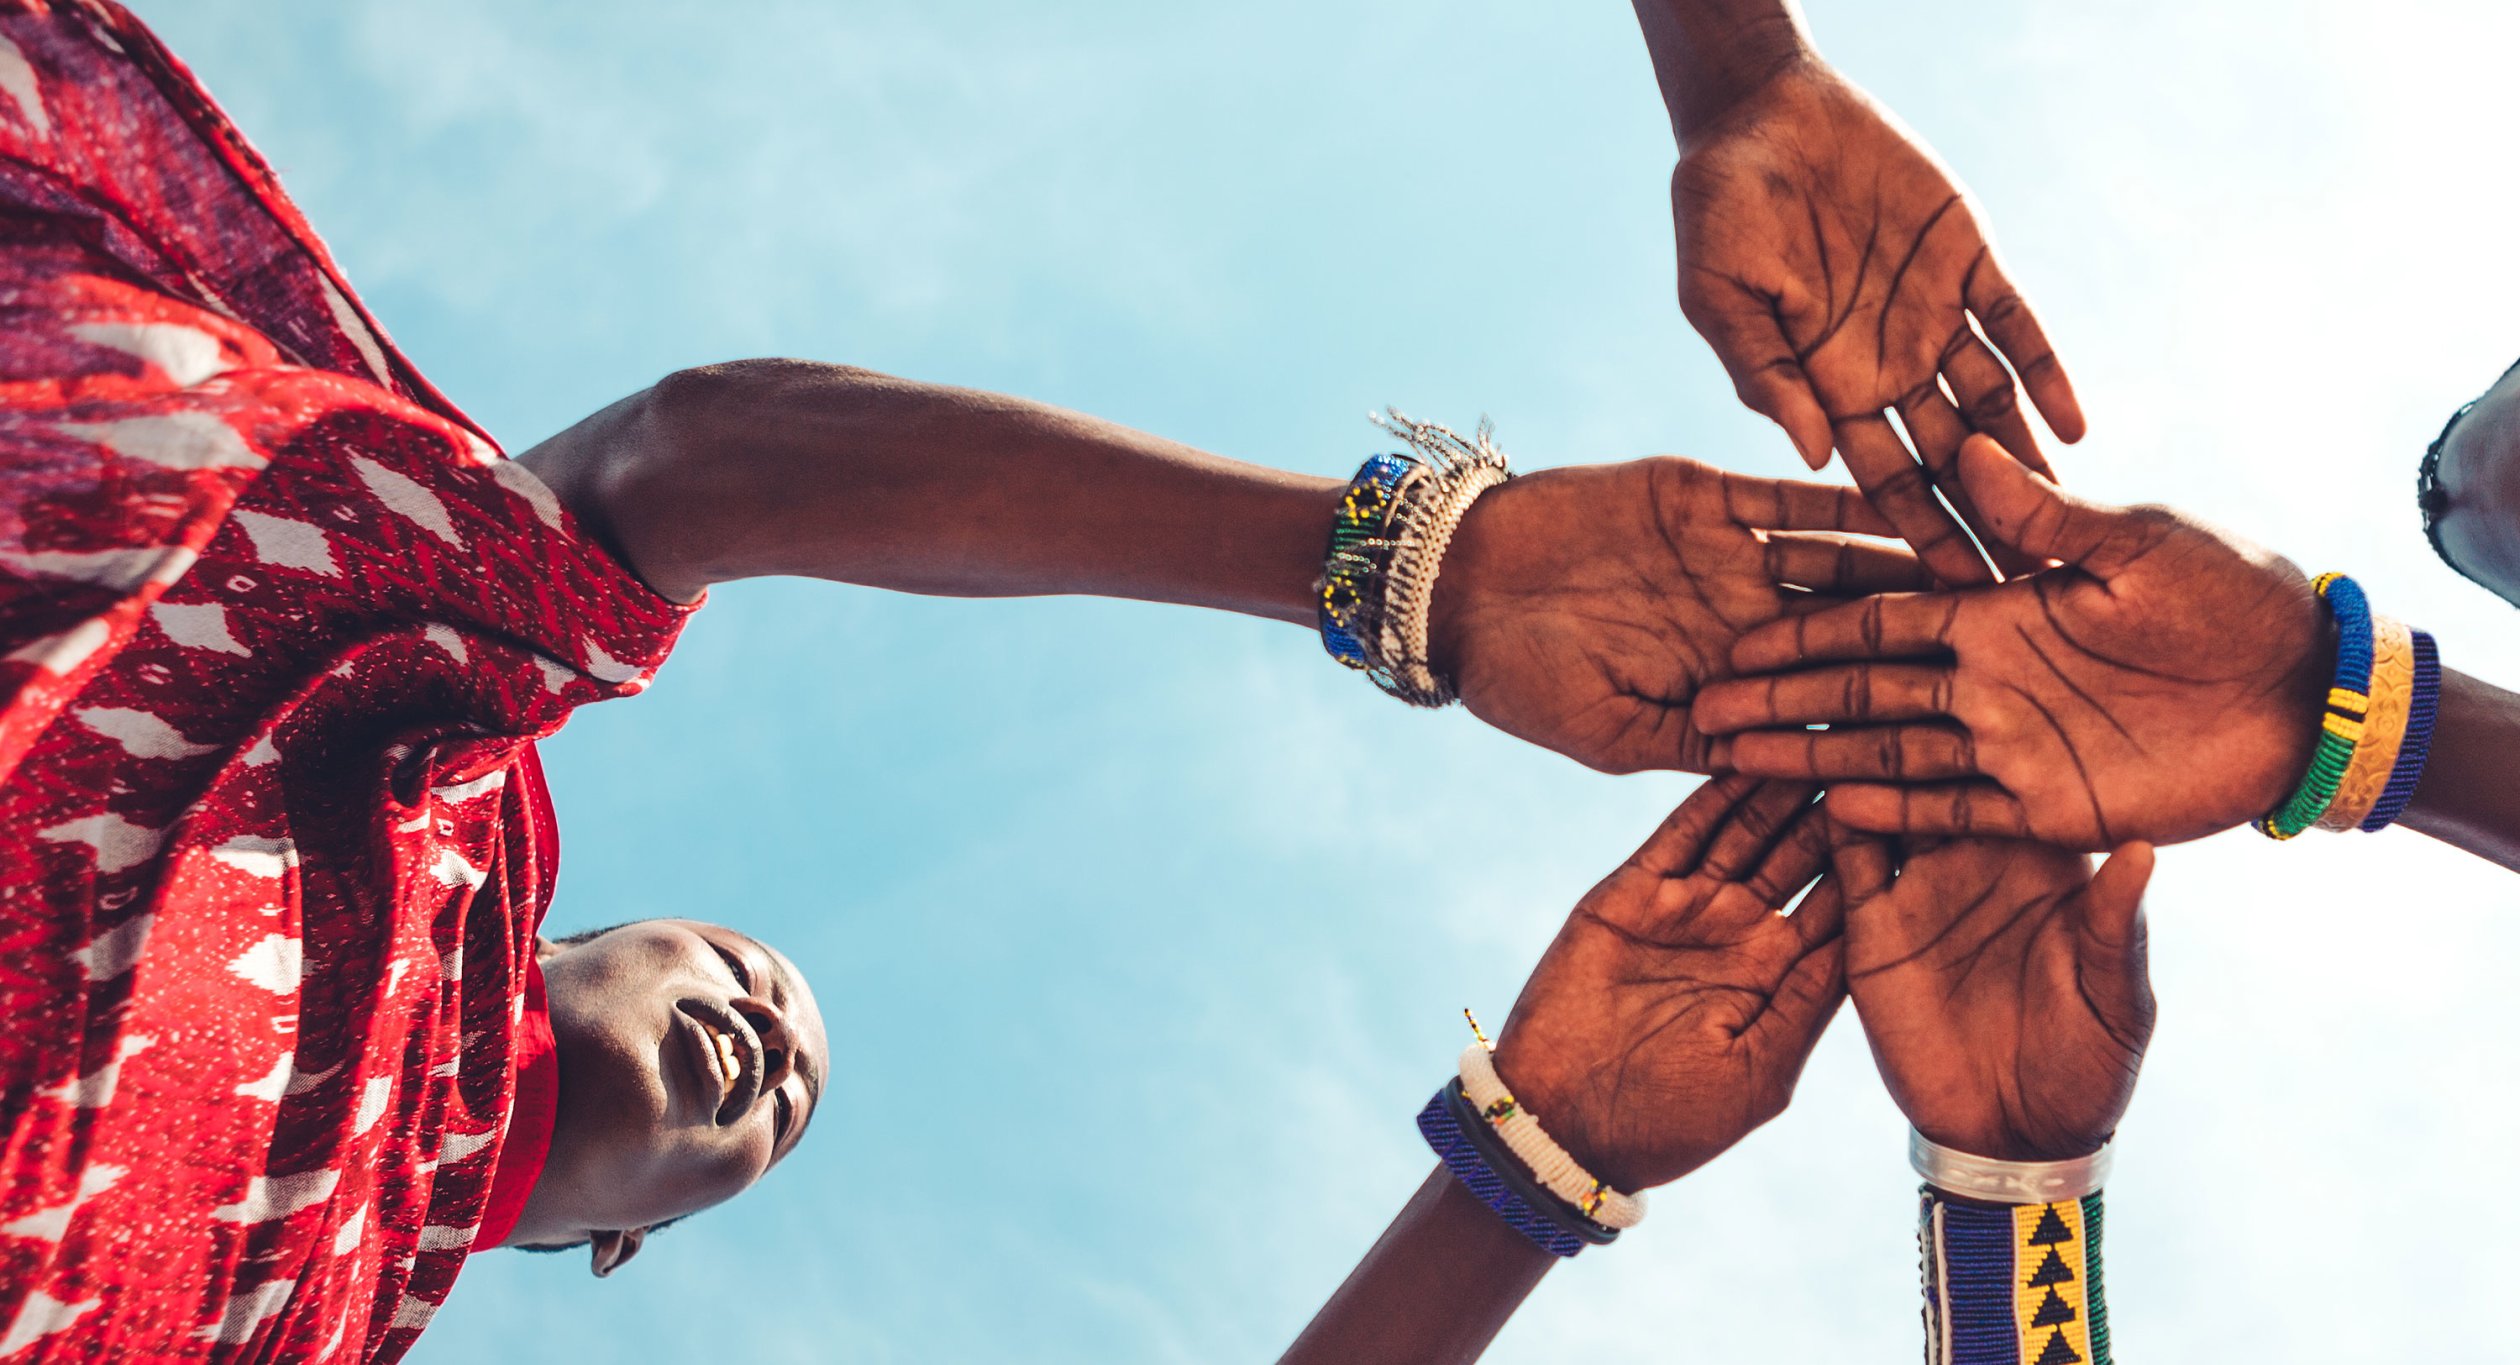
[
  {"xmin": 522, "ymin": 359, "xmax": 1919, "ymax": 775},
  {"xmin": 1630, "ymin": 2, "xmax": 2082, "ymax": 585}
]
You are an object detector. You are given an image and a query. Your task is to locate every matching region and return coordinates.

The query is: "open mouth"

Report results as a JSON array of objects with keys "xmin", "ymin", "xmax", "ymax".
[{"xmin": 680, "ymin": 998, "xmax": 763, "ymax": 1126}]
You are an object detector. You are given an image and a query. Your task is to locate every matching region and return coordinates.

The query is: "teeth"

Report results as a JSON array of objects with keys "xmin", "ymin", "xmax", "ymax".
[{"xmin": 714, "ymin": 1031, "xmax": 739, "ymax": 1086}]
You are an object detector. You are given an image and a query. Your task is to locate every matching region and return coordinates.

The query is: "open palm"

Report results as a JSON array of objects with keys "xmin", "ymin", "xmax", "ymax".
[
  {"xmin": 1491, "ymin": 776, "xmax": 1845, "ymax": 1192},
  {"xmin": 1672, "ymin": 63, "xmax": 2081, "ymax": 585},
  {"xmin": 1837, "ymin": 834, "xmax": 2154, "ymax": 1161},
  {"xmin": 1693, "ymin": 437, "xmax": 2332, "ymax": 848},
  {"xmin": 1433, "ymin": 456, "xmax": 1923, "ymax": 776}
]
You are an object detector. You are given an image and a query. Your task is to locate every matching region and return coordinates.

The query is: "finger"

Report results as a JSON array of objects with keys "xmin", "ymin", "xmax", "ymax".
[
  {"xmin": 1749, "ymin": 901, "xmax": 1847, "ymax": 1054},
  {"xmin": 1724, "ymin": 592, "xmax": 1961, "ymax": 676},
  {"xmin": 1824, "ymin": 781, "xmax": 2032, "ymax": 838},
  {"xmin": 1897, "ymin": 371, "xmax": 2042, "ymax": 581},
  {"xmin": 1628, "ymin": 772, "xmax": 1763, "ymax": 878},
  {"xmin": 1721, "ymin": 471, "xmax": 1898, "ymax": 537},
  {"xmin": 1781, "ymin": 867, "xmax": 1848, "ymax": 951},
  {"xmin": 1826, "ymin": 829, "xmax": 1898, "ymax": 906},
  {"xmin": 1679, "ymin": 276, "xmax": 1837, "ymax": 469},
  {"xmin": 1941, "ymin": 330, "xmax": 2052, "ymax": 480},
  {"xmin": 1724, "ymin": 724, "xmax": 1979, "ymax": 783},
  {"xmin": 2076, "ymin": 841, "xmax": 2155, "ymax": 956},
  {"xmin": 2074, "ymin": 842, "xmax": 2157, "ymax": 1041},
  {"xmin": 1834, "ymin": 413, "xmax": 1994, "ymax": 587},
  {"xmin": 1698, "ymin": 781, "xmax": 1823, "ymax": 883},
  {"xmin": 1762, "ymin": 532, "xmax": 1934, "ymax": 596},
  {"xmin": 1956, "ymin": 436, "xmax": 2147, "ymax": 578},
  {"xmin": 1963, "ymin": 248, "xmax": 2085, "ymax": 443},
  {"xmin": 1744, "ymin": 804, "xmax": 1837, "ymax": 909},
  {"xmin": 1692, "ymin": 664, "xmax": 1958, "ymax": 733},
  {"xmin": 1892, "ymin": 378, "xmax": 1971, "ymax": 488}
]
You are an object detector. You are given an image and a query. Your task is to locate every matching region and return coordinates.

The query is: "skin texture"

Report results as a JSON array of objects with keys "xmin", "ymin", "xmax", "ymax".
[
  {"xmin": 1836, "ymin": 834, "xmax": 2155, "ymax": 1162},
  {"xmin": 1283, "ymin": 777, "xmax": 1846, "ymax": 1364},
  {"xmin": 2426, "ymin": 358, "xmax": 2520, "ymax": 605},
  {"xmin": 503, "ymin": 920, "xmax": 829, "ymax": 1276},
  {"xmin": 1693, "ymin": 437, "xmax": 2333, "ymax": 848},
  {"xmin": 520, "ymin": 359, "xmax": 1924, "ymax": 779},
  {"xmin": 1433, "ymin": 457, "xmax": 1928, "ymax": 775},
  {"xmin": 1632, "ymin": 1, "xmax": 2082, "ymax": 585}
]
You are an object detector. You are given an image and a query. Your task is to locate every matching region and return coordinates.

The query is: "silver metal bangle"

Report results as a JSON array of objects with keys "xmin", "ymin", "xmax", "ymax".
[{"xmin": 1908, "ymin": 1129, "xmax": 2113, "ymax": 1204}]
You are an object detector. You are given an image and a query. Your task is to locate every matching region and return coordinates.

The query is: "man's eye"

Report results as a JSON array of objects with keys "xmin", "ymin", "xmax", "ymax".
[
  {"xmin": 712, "ymin": 943, "xmax": 752, "ymax": 991},
  {"xmin": 772, "ymin": 1089, "xmax": 794, "ymax": 1143}
]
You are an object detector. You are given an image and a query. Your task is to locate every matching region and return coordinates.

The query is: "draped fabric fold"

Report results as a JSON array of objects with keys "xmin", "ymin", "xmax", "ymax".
[{"xmin": 0, "ymin": 4, "xmax": 696, "ymax": 1358}]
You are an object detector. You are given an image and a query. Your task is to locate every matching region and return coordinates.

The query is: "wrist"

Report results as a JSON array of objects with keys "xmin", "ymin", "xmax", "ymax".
[{"xmin": 1631, "ymin": 1, "xmax": 1823, "ymax": 147}]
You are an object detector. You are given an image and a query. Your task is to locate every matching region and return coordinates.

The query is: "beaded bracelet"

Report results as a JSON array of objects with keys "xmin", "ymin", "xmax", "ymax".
[
  {"xmin": 2317, "ymin": 615, "xmax": 2411, "ymax": 831},
  {"xmin": 1416, "ymin": 1081, "xmax": 1611, "ymax": 1258},
  {"xmin": 2259, "ymin": 573, "xmax": 2374, "ymax": 839},
  {"xmin": 1313, "ymin": 412, "xmax": 1512, "ymax": 708},
  {"xmin": 1457, "ymin": 1041, "xmax": 1647, "ymax": 1229},
  {"xmin": 1913, "ymin": 1132, "xmax": 2113, "ymax": 1365},
  {"xmin": 1920, "ymin": 1189, "xmax": 2112, "ymax": 1365},
  {"xmin": 2361, "ymin": 627, "xmax": 2440, "ymax": 832},
  {"xmin": 1318, "ymin": 451, "xmax": 1418, "ymax": 674},
  {"xmin": 2257, "ymin": 573, "xmax": 2444, "ymax": 838}
]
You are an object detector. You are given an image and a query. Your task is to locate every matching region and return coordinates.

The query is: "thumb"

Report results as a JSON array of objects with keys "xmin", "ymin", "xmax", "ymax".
[
  {"xmin": 2073, "ymin": 842, "xmax": 2156, "ymax": 1036},
  {"xmin": 1958, "ymin": 435, "xmax": 2148, "ymax": 578},
  {"xmin": 1679, "ymin": 282, "xmax": 1834, "ymax": 469}
]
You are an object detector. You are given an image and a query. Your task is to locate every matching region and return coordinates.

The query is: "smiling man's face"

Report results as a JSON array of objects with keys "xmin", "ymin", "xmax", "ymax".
[{"xmin": 518, "ymin": 919, "xmax": 827, "ymax": 1272}]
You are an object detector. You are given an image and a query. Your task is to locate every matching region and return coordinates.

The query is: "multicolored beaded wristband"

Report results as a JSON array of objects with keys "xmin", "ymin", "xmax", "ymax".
[
  {"xmin": 2257, "ymin": 573, "xmax": 2444, "ymax": 838},
  {"xmin": 2259, "ymin": 573, "xmax": 2375, "ymax": 839},
  {"xmin": 1313, "ymin": 413, "xmax": 1512, "ymax": 708},
  {"xmin": 1920, "ymin": 1189, "xmax": 2112, "ymax": 1365},
  {"xmin": 1317, "ymin": 451, "xmax": 1417, "ymax": 674},
  {"xmin": 1416, "ymin": 1080, "xmax": 1613, "ymax": 1258}
]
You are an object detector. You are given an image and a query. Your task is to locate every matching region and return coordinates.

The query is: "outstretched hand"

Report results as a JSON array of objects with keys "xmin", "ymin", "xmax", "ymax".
[
  {"xmin": 1692, "ymin": 436, "xmax": 2332, "ymax": 848},
  {"xmin": 1489, "ymin": 776, "xmax": 1846, "ymax": 1192},
  {"xmin": 1671, "ymin": 62, "xmax": 2080, "ymax": 585},
  {"xmin": 1432, "ymin": 456, "xmax": 1927, "ymax": 776},
  {"xmin": 1837, "ymin": 833, "xmax": 2155, "ymax": 1161}
]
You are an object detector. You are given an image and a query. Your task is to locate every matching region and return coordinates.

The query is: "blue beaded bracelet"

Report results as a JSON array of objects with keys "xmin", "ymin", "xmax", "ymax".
[
  {"xmin": 2360, "ymin": 626, "xmax": 2441, "ymax": 831},
  {"xmin": 1921, "ymin": 1188, "xmax": 2112, "ymax": 1365},
  {"xmin": 1317, "ymin": 452, "xmax": 1416, "ymax": 670},
  {"xmin": 1416, "ymin": 1081, "xmax": 1610, "ymax": 1258}
]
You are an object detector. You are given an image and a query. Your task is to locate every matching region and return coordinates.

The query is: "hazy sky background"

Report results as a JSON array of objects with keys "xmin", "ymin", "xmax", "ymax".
[{"xmin": 136, "ymin": 2, "xmax": 2520, "ymax": 1359}]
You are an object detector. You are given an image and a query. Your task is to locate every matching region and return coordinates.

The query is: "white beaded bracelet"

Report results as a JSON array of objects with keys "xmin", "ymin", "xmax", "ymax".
[
  {"xmin": 1457, "ymin": 1042, "xmax": 1647, "ymax": 1229},
  {"xmin": 1908, "ymin": 1129, "xmax": 2113, "ymax": 1204}
]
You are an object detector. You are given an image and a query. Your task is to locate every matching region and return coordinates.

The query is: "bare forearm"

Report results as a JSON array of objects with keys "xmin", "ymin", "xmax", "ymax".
[
  {"xmin": 1279, "ymin": 1167, "xmax": 1553, "ymax": 1365},
  {"xmin": 519, "ymin": 359, "xmax": 1340, "ymax": 618},
  {"xmin": 1629, "ymin": 0, "xmax": 1817, "ymax": 144},
  {"xmin": 2402, "ymin": 667, "xmax": 2520, "ymax": 871}
]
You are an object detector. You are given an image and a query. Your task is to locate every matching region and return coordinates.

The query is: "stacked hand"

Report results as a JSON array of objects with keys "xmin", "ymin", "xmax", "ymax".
[
  {"xmin": 1837, "ymin": 833, "xmax": 2156, "ymax": 1161},
  {"xmin": 1671, "ymin": 61, "xmax": 2081, "ymax": 584},
  {"xmin": 1485, "ymin": 778, "xmax": 2161, "ymax": 1190},
  {"xmin": 1693, "ymin": 436, "xmax": 2333, "ymax": 848},
  {"xmin": 1432, "ymin": 457, "xmax": 1927, "ymax": 777},
  {"xmin": 1490, "ymin": 775, "xmax": 1845, "ymax": 1190}
]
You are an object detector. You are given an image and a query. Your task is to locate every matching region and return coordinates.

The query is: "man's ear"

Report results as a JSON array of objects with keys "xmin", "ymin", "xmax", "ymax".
[
  {"xmin": 536, "ymin": 935, "xmax": 558, "ymax": 962},
  {"xmin": 588, "ymin": 1227, "xmax": 647, "ymax": 1278}
]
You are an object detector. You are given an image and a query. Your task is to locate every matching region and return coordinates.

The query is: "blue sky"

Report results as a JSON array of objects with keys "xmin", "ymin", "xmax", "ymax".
[{"xmin": 143, "ymin": 1, "xmax": 2520, "ymax": 1359}]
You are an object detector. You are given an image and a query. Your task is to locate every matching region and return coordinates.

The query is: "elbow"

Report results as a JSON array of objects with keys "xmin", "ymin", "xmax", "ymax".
[{"xmin": 586, "ymin": 359, "xmax": 885, "ymax": 596}]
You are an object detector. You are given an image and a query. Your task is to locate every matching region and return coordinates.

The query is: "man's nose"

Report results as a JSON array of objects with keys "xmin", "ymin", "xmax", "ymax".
[{"xmin": 735, "ymin": 996, "xmax": 795, "ymax": 1093}]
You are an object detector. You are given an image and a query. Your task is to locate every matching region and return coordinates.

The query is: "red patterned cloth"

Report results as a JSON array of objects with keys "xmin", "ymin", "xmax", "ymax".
[{"xmin": 0, "ymin": 3, "xmax": 694, "ymax": 1359}]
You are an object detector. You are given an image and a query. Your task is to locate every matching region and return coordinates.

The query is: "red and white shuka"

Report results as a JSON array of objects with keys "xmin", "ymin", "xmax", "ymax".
[{"xmin": 0, "ymin": 3, "xmax": 696, "ymax": 1359}]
